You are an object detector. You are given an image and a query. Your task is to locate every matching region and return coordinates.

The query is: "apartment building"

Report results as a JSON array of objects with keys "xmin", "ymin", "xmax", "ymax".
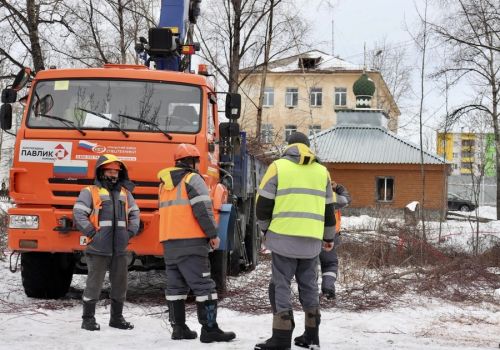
[{"xmin": 238, "ymin": 50, "xmax": 400, "ymax": 144}]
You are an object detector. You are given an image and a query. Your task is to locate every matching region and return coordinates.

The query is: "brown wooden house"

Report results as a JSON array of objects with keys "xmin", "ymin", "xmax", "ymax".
[{"xmin": 313, "ymin": 110, "xmax": 450, "ymax": 219}]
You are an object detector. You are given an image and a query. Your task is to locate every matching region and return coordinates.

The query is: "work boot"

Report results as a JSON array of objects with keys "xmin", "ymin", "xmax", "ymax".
[
  {"xmin": 168, "ymin": 299, "xmax": 197, "ymax": 340},
  {"xmin": 254, "ymin": 310, "xmax": 294, "ymax": 350},
  {"xmin": 294, "ymin": 308, "xmax": 320, "ymax": 348},
  {"xmin": 197, "ymin": 300, "xmax": 236, "ymax": 343},
  {"xmin": 321, "ymin": 274, "xmax": 336, "ymax": 300},
  {"xmin": 81, "ymin": 300, "xmax": 100, "ymax": 331},
  {"xmin": 109, "ymin": 299, "xmax": 134, "ymax": 330}
]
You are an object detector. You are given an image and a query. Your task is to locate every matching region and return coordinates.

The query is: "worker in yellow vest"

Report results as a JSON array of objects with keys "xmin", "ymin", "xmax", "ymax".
[
  {"xmin": 254, "ymin": 132, "xmax": 335, "ymax": 350},
  {"xmin": 73, "ymin": 154, "xmax": 140, "ymax": 331},
  {"xmin": 319, "ymin": 181, "xmax": 351, "ymax": 300},
  {"xmin": 157, "ymin": 143, "xmax": 235, "ymax": 344}
]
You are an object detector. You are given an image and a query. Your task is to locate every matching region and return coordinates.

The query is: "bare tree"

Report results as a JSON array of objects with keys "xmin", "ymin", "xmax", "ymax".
[
  {"xmin": 369, "ymin": 39, "xmax": 414, "ymax": 110},
  {"xmin": 430, "ymin": 0, "xmax": 500, "ymax": 218}
]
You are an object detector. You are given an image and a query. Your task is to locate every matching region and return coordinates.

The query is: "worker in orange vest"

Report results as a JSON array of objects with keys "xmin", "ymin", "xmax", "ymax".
[
  {"xmin": 157, "ymin": 143, "xmax": 235, "ymax": 344},
  {"xmin": 73, "ymin": 154, "xmax": 141, "ymax": 331},
  {"xmin": 319, "ymin": 180, "xmax": 351, "ymax": 299}
]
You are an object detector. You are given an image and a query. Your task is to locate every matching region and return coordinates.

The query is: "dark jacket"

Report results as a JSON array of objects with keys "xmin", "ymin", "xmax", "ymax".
[{"xmin": 73, "ymin": 156, "xmax": 140, "ymax": 256}]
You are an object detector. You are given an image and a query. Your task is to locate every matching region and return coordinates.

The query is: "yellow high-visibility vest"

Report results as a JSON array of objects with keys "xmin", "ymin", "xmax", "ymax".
[{"xmin": 268, "ymin": 158, "xmax": 328, "ymax": 239}]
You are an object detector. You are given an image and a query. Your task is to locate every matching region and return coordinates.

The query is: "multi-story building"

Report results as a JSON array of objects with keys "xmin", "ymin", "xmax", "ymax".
[
  {"xmin": 436, "ymin": 132, "xmax": 496, "ymax": 176},
  {"xmin": 238, "ymin": 50, "xmax": 400, "ymax": 144}
]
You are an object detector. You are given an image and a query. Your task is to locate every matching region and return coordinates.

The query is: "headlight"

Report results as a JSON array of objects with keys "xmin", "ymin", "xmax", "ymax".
[{"xmin": 9, "ymin": 215, "xmax": 39, "ymax": 229}]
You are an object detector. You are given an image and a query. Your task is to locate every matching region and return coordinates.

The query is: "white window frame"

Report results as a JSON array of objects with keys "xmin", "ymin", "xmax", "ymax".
[
  {"xmin": 284, "ymin": 124, "xmax": 297, "ymax": 142},
  {"xmin": 263, "ymin": 87, "xmax": 274, "ymax": 107},
  {"xmin": 285, "ymin": 88, "xmax": 299, "ymax": 107},
  {"xmin": 261, "ymin": 123, "xmax": 274, "ymax": 144},
  {"xmin": 309, "ymin": 87, "xmax": 322, "ymax": 107},
  {"xmin": 335, "ymin": 87, "xmax": 347, "ymax": 106},
  {"xmin": 376, "ymin": 177, "xmax": 394, "ymax": 202},
  {"xmin": 309, "ymin": 125, "xmax": 321, "ymax": 136}
]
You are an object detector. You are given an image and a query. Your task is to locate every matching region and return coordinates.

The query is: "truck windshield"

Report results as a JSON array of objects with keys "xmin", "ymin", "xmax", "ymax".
[{"xmin": 27, "ymin": 79, "xmax": 201, "ymax": 133}]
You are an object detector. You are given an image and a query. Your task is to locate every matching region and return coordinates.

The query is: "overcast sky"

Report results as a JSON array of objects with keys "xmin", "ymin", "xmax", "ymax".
[{"xmin": 299, "ymin": 0, "xmax": 474, "ymax": 146}]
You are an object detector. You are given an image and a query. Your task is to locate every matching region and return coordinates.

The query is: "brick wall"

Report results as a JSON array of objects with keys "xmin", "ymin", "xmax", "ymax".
[{"xmin": 327, "ymin": 163, "xmax": 448, "ymax": 210}]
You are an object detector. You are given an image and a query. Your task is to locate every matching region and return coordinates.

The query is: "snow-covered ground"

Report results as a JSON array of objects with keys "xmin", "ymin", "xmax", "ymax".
[{"xmin": 0, "ymin": 206, "xmax": 499, "ymax": 349}]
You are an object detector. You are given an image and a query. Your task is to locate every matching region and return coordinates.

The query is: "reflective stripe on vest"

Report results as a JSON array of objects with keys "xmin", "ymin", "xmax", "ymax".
[
  {"xmin": 158, "ymin": 173, "xmax": 207, "ymax": 241},
  {"xmin": 85, "ymin": 186, "xmax": 129, "ymax": 230},
  {"xmin": 269, "ymin": 158, "xmax": 328, "ymax": 240}
]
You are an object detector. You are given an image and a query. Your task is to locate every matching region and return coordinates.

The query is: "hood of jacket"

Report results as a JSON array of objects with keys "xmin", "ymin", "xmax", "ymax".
[
  {"xmin": 281, "ymin": 143, "xmax": 318, "ymax": 165},
  {"xmin": 157, "ymin": 165, "xmax": 196, "ymax": 190},
  {"xmin": 94, "ymin": 154, "xmax": 135, "ymax": 191}
]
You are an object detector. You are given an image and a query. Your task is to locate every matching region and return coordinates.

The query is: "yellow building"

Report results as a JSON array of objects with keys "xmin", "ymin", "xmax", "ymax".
[
  {"xmin": 239, "ymin": 50, "xmax": 400, "ymax": 144},
  {"xmin": 437, "ymin": 132, "xmax": 496, "ymax": 176}
]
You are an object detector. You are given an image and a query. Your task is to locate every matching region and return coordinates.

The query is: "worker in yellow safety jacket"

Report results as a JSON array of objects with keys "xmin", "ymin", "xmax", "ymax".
[
  {"xmin": 254, "ymin": 132, "xmax": 335, "ymax": 350},
  {"xmin": 157, "ymin": 143, "xmax": 235, "ymax": 344}
]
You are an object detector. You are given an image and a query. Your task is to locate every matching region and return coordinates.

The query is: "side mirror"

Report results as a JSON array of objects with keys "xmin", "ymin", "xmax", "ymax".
[
  {"xmin": 1, "ymin": 88, "xmax": 17, "ymax": 103},
  {"xmin": 12, "ymin": 67, "xmax": 32, "ymax": 91},
  {"xmin": 225, "ymin": 93, "xmax": 241, "ymax": 120},
  {"xmin": 0, "ymin": 104, "xmax": 13, "ymax": 130},
  {"xmin": 219, "ymin": 122, "xmax": 240, "ymax": 138}
]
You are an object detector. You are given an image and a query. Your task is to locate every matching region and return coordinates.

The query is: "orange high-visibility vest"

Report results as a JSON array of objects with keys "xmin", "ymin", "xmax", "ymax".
[
  {"xmin": 85, "ymin": 186, "xmax": 129, "ymax": 230},
  {"xmin": 335, "ymin": 209, "xmax": 341, "ymax": 233},
  {"xmin": 158, "ymin": 173, "xmax": 207, "ymax": 242}
]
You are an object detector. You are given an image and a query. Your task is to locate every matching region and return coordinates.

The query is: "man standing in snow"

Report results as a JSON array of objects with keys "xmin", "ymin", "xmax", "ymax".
[
  {"xmin": 254, "ymin": 132, "xmax": 335, "ymax": 350},
  {"xmin": 73, "ymin": 154, "xmax": 141, "ymax": 331},
  {"xmin": 319, "ymin": 181, "xmax": 351, "ymax": 299},
  {"xmin": 157, "ymin": 143, "xmax": 235, "ymax": 343}
]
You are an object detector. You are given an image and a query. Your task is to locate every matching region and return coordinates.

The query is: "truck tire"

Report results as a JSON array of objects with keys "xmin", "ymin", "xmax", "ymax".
[
  {"xmin": 21, "ymin": 252, "xmax": 75, "ymax": 299},
  {"xmin": 244, "ymin": 210, "xmax": 259, "ymax": 271},
  {"xmin": 210, "ymin": 250, "xmax": 227, "ymax": 294}
]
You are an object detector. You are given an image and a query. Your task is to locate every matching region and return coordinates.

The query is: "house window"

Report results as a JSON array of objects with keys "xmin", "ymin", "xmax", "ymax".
[
  {"xmin": 285, "ymin": 88, "xmax": 299, "ymax": 107},
  {"xmin": 261, "ymin": 123, "xmax": 274, "ymax": 144},
  {"xmin": 376, "ymin": 177, "xmax": 394, "ymax": 201},
  {"xmin": 335, "ymin": 87, "xmax": 347, "ymax": 106},
  {"xmin": 310, "ymin": 87, "xmax": 322, "ymax": 107},
  {"xmin": 284, "ymin": 124, "xmax": 297, "ymax": 142},
  {"xmin": 309, "ymin": 124, "xmax": 321, "ymax": 136},
  {"xmin": 263, "ymin": 87, "xmax": 274, "ymax": 107}
]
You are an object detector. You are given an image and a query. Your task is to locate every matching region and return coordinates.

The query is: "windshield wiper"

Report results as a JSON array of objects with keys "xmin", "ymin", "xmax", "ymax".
[
  {"xmin": 118, "ymin": 113, "xmax": 172, "ymax": 140},
  {"xmin": 35, "ymin": 113, "xmax": 86, "ymax": 136},
  {"xmin": 76, "ymin": 107, "xmax": 129, "ymax": 138}
]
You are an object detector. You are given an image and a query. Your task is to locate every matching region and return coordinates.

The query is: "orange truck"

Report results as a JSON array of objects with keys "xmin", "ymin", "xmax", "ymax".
[{"xmin": 0, "ymin": 1, "xmax": 260, "ymax": 298}]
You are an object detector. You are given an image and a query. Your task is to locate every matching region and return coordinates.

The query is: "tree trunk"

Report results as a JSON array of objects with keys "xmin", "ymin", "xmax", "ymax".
[
  {"xmin": 117, "ymin": 0, "xmax": 126, "ymax": 64},
  {"xmin": 255, "ymin": 0, "xmax": 274, "ymax": 142},
  {"xmin": 229, "ymin": 0, "xmax": 241, "ymax": 93},
  {"xmin": 26, "ymin": 0, "xmax": 45, "ymax": 72}
]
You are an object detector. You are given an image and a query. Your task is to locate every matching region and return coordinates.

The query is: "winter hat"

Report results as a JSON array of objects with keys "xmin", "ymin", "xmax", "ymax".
[{"xmin": 287, "ymin": 131, "xmax": 310, "ymax": 147}]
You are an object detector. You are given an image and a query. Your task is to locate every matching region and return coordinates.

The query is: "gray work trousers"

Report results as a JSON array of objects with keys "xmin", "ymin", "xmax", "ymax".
[
  {"xmin": 82, "ymin": 253, "xmax": 128, "ymax": 303},
  {"xmin": 319, "ymin": 233, "xmax": 341, "ymax": 290},
  {"xmin": 269, "ymin": 252, "xmax": 319, "ymax": 313},
  {"xmin": 164, "ymin": 254, "xmax": 217, "ymax": 301}
]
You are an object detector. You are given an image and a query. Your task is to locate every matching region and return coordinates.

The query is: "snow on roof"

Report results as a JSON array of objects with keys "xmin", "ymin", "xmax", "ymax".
[{"xmin": 245, "ymin": 50, "xmax": 364, "ymax": 73}]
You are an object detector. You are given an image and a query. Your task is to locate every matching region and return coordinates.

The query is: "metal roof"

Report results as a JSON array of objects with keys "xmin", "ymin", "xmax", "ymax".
[{"xmin": 312, "ymin": 125, "xmax": 447, "ymax": 165}]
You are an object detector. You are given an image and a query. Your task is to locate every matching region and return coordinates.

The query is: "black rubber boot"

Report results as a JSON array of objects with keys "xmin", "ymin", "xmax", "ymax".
[
  {"xmin": 294, "ymin": 308, "xmax": 320, "ymax": 348},
  {"xmin": 254, "ymin": 310, "xmax": 294, "ymax": 350},
  {"xmin": 168, "ymin": 299, "xmax": 197, "ymax": 340},
  {"xmin": 197, "ymin": 300, "xmax": 236, "ymax": 343},
  {"xmin": 82, "ymin": 300, "xmax": 100, "ymax": 331},
  {"xmin": 109, "ymin": 299, "xmax": 134, "ymax": 330}
]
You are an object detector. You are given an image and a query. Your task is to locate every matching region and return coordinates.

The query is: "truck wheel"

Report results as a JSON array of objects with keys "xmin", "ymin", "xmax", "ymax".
[
  {"xmin": 244, "ymin": 196, "xmax": 259, "ymax": 271},
  {"xmin": 210, "ymin": 250, "xmax": 227, "ymax": 294},
  {"xmin": 21, "ymin": 252, "xmax": 75, "ymax": 299},
  {"xmin": 244, "ymin": 214, "xmax": 259, "ymax": 271},
  {"xmin": 229, "ymin": 213, "xmax": 243, "ymax": 276}
]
